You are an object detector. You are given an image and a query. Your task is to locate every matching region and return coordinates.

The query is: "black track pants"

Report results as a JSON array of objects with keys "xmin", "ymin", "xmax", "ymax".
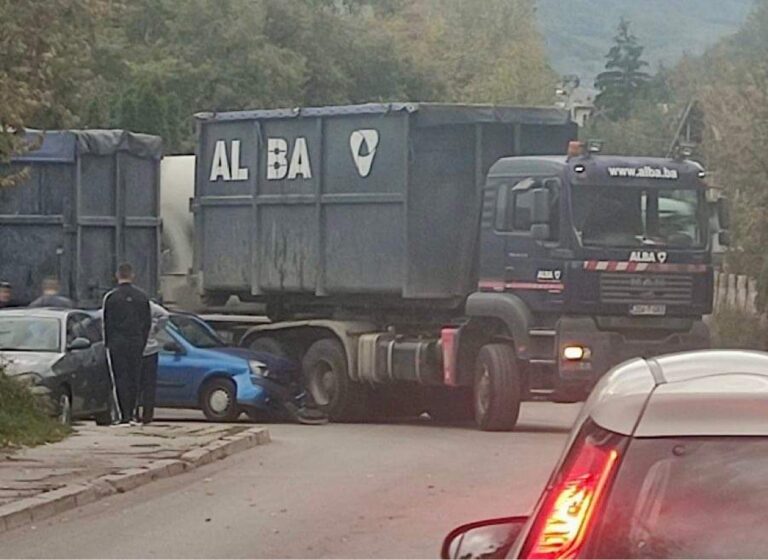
[{"xmin": 107, "ymin": 339, "xmax": 144, "ymax": 423}]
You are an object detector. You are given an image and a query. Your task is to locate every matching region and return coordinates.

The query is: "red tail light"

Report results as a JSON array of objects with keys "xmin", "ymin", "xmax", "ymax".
[{"xmin": 522, "ymin": 439, "xmax": 619, "ymax": 559}]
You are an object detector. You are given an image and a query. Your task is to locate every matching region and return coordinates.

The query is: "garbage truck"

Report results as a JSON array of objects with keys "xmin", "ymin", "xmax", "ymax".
[{"xmin": 196, "ymin": 103, "xmax": 725, "ymax": 430}]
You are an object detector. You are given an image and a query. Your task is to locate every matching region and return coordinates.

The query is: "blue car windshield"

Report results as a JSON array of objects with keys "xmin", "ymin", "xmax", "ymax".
[{"xmin": 169, "ymin": 315, "xmax": 223, "ymax": 349}]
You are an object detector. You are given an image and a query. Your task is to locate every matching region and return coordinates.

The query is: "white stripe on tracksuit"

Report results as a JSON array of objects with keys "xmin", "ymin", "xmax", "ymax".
[{"xmin": 101, "ymin": 289, "xmax": 122, "ymax": 423}]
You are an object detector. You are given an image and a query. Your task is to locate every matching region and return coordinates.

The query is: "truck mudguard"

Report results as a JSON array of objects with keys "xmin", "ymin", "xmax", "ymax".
[{"xmin": 465, "ymin": 292, "xmax": 533, "ymax": 359}]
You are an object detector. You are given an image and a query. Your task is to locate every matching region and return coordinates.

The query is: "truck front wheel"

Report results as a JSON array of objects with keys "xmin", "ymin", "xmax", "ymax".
[
  {"xmin": 302, "ymin": 338, "xmax": 367, "ymax": 422},
  {"xmin": 474, "ymin": 344, "xmax": 521, "ymax": 431}
]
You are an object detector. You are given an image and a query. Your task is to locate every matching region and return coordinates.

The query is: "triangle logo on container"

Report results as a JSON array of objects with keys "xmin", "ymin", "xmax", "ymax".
[{"xmin": 349, "ymin": 129, "xmax": 379, "ymax": 178}]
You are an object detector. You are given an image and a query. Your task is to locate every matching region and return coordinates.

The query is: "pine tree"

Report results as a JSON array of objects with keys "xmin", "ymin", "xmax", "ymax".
[{"xmin": 594, "ymin": 18, "xmax": 651, "ymax": 120}]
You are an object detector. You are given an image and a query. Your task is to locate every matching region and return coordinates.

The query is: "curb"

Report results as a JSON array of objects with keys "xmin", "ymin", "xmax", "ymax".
[{"xmin": 0, "ymin": 426, "xmax": 270, "ymax": 534}]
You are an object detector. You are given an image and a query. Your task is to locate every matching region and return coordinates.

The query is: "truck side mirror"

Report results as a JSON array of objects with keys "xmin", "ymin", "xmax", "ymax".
[
  {"xmin": 718, "ymin": 230, "xmax": 730, "ymax": 246},
  {"xmin": 716, "ymin": 198, "xmax": 730, "ymax": 230}
]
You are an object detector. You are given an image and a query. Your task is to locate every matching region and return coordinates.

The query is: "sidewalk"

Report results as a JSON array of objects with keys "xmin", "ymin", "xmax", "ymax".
[{"xmin": 0, "ymin": 420, "xmax": 270, "ymax": 533}]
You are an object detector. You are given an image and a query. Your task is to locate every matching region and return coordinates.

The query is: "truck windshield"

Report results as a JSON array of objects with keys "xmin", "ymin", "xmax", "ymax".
[{"xmin": 571, "ymin": 186, "xmax": 705, "ymax": 248}]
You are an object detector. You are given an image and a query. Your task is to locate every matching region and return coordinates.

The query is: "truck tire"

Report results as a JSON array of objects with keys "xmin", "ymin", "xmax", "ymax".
[
  {"xmin": 473, "ymin": 344, "xmax": 521, "ymax": 431},
  {"xmin": 247, "ymin": 336, "xmax": 287, "ymax": 358},
  {"xmin": 302, "ymin": 338, "xmax": 367, "ymax": 422}
]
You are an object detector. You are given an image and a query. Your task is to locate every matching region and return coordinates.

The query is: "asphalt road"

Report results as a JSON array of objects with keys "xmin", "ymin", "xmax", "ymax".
[{"xmin": 0, "ymin": 403, "xmax": 581, "ymax": 559}]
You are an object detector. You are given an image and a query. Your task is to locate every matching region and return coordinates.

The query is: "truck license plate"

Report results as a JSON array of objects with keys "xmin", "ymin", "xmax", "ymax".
[{"xmin": 630, "ymin": 304, "xmax": 666, "ymax": 316}]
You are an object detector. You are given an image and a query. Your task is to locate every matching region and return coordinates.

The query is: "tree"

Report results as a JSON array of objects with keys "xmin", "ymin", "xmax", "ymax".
[
  {"xmin": 0, "ymin": 0, "xmax": 101, "ymax": 186},
  {"xmin": 594, "ymin": 18, "xmax": 651, "ymax": 120}
]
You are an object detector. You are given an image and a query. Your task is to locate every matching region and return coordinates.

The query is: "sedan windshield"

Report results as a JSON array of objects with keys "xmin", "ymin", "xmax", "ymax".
[
  {"xmin": 572, "ymin": 186, "xmax": 706, "ymax": 248},
  {"xmin": 169, "ymin": 315, "xmax": 223, "ymax": 349},
  {"xmin": 587, "ymin": 437, "xmax": 768, "ymax": 558},
  {"xmin": 0, "ymin": 317, "xmax": 61, "ymax": 352}
]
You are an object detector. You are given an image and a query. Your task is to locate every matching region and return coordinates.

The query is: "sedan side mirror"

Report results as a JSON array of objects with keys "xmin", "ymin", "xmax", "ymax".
[
  {"xmin": 163, "ymin": 341, "xmax": 184, "ymax": 354},
  {"xmin": 441, "ymin": 516, "xmax": 528, "ymax": 559},
  {"xmin": 67, "ymin": 337, "xmax": 92, "ymax": 351}
]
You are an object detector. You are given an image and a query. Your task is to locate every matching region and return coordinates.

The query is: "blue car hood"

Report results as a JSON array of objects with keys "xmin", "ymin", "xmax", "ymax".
[{"xmin": 207, "ymin": 346, "xmax": 298, "ymax": 372}]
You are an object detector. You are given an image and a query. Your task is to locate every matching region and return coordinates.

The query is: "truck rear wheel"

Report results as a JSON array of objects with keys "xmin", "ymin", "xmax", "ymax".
[
  {"xmin": 302, "ymin": 338, "xmax": 367, "ymax": 422},
  {"xmin": 474, "ymin": 344, "xmax": 521, "ymax": 431}
]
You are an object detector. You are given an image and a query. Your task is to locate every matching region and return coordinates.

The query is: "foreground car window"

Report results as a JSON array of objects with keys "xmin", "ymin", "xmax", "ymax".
[
  {"xmin": 587, "ymin": 437, "xmax": 768, "ymax": 559},
  {"xmin": 0, "ymin": 317, "xmax": 60, "ymax": 352}
]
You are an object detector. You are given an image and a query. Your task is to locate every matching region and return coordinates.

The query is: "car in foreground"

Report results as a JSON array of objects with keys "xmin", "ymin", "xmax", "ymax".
[
  {"xmin": 442, "ymin": 349, "xmax": 768, "ymax": 559},
  {"xmin": 155, "ymin": 313, "xmax": 302, "ymax": 422},
  {"xmin": 0, "ymin": 308, "xmax": 112, "ymax": 425}
]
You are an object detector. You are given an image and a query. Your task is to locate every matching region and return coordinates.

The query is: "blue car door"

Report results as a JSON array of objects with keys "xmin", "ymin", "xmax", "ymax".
[{"xmin": 155, "ymin": 328, "xmax": 209, "ymax": 406}]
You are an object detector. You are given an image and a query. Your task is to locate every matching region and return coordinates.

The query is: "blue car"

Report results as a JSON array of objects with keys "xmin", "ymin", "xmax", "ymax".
[{"xmin": 155, "ymin": 313, "xmax": 301, "ymax": 421}]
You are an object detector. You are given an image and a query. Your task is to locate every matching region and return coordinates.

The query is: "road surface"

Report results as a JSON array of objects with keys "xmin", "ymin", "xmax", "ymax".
[{"xmin": 0, "ymin": 403, "xmax": 581, "ymax": 558}]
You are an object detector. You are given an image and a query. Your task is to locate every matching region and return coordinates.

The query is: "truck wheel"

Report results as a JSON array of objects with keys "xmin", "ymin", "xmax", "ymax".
[
  {"xmin": 474, "ymin": 344, "xmax": 521, "ymax": 431},
  {"xmin": 200, "ymin": 378, "xmax": 241, "ymax": 422},
  {"xmin": 247, "ymin": 336, "xmax": 287, "ymax": 358},
  {"xmin": 302, "ymin": 338, "xmax": 366, "ymax": 422}
]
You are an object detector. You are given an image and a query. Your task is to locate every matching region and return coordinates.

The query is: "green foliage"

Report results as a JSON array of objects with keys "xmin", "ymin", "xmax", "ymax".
[
  {"xmin": 111, "ymin": 0, "xmax": 554, "ymax": 151},
  {"xmin": 0, "ymin": 0, "xmax": 100, "ymax": 186},
  {"xmin": 710, "ymin": 309, "xmax": 767, "ymax": 351},
  {"xmin": 536, "ymin": 0, "xmax": 752, "ymax": 83},
  {"xmin": 594, "ymin": 19, "xmax": 651, "ymax": 120},
  {"xmin": 0, "ymin": 368, "xmax": 69, "ymax": 449},
  {"xmin": 3, "ymin": 0, "xmax": 556, "ymax": 155}
]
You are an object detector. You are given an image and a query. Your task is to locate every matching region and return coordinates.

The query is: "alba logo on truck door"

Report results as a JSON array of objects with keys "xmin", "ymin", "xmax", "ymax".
[{"xmin": 267, "ymin": 137, "xmax": 312, "ymax": 180}]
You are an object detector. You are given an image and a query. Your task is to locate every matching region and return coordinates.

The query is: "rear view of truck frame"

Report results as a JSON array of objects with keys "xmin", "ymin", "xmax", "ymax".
[{"xmin": 192, "ymin": 103, "xmax": 721, "ymax": 430}]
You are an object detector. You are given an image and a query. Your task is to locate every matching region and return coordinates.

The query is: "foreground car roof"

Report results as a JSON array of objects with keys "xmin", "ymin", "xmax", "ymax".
[
  {"xmin": 0, "ymin": 308, "xmax": 72, "ymax": 318},
  {"xmin": 585, "ymin": 350, "xmax": 768, "ymax": 437}
]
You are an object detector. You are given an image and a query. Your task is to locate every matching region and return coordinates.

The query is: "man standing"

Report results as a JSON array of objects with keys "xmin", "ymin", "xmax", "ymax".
[
  {"xmin": 103, "ymin": 263, "xmax": 151, "ymax": 425},
  {"xmin": 29, "ymin": 277, "xmax": 73, "ymax": 308},
  {"xmin": 137, "ymin": 301, "xmax": 169, "ymax": 425},
  {"xmin": 0, "ymin": 282, "xmax": 20, "ymax": 308}
]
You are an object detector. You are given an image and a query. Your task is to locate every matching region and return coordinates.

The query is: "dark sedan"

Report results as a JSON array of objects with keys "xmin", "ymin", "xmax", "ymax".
[{"xmin": 0, "ymin": 308, "xmax": 112, "ymax": 425}]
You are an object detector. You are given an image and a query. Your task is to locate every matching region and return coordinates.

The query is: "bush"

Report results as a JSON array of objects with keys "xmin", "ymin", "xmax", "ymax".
[
  {"xmin": 710, "ymin": 308, "xmax": 768, "ymax": 350},
  {"xmin": 0, "ymin": 367, "xmax": 69, "ymax": 448}
]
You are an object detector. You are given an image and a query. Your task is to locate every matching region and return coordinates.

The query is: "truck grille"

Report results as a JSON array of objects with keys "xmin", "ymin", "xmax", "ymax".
[{"xmin": 600, "ymin": 273, "xmax": 693, "ymax": 305}]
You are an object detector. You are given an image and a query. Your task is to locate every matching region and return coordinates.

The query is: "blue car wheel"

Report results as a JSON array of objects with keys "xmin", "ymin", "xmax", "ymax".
[{"xmin": 200, "ymin": 378, "xmax": 240, "ymax": 422}]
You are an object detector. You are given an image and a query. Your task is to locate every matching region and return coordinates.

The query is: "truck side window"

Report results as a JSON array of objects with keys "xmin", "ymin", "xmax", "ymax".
[
  {"xmin": 507, "ymin": 190, "xmax": 536, "ymax": 231},
  {"xmin": 500, "ymin": 179, "xmax": 560, "ymax": 240}
]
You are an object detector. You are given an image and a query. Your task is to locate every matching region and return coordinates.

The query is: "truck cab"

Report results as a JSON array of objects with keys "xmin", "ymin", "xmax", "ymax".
[{"xmin": 474, "ymin": 145, "xmax": 719, "ymax": 399}]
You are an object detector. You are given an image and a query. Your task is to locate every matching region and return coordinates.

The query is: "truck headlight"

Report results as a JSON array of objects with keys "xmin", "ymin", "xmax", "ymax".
[{"xmin": 249, "ymin": 360, "xmax": 269, "ymax": 379}]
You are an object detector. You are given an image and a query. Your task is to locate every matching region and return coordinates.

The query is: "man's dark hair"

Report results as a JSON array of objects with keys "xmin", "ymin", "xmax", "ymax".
[{"xmin": 116, "ymin": 262, "xmax": 134, "ymax": 281}]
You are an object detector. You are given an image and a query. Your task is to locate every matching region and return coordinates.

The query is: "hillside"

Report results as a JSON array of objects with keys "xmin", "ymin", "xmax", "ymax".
[{"xmin": 536, "ymin": 0, "xmax": 754, "ymax": 84}]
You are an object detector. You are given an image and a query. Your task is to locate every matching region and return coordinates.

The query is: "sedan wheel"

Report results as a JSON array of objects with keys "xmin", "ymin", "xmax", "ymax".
[{"xmin": 201, "ymin": 378, "xmax": 240, "ymax": 422}]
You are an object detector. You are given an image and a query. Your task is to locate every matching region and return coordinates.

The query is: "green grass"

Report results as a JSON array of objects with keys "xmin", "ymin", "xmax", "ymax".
[{"xmin": 0, "ymin": 368, "xmax": 70, "ymax": 449}]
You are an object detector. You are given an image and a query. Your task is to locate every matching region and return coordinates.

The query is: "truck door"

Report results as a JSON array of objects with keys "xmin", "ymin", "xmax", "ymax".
[{"xmin": 496, "ymin": 177, "xmax": 564, "ymax": 307}]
